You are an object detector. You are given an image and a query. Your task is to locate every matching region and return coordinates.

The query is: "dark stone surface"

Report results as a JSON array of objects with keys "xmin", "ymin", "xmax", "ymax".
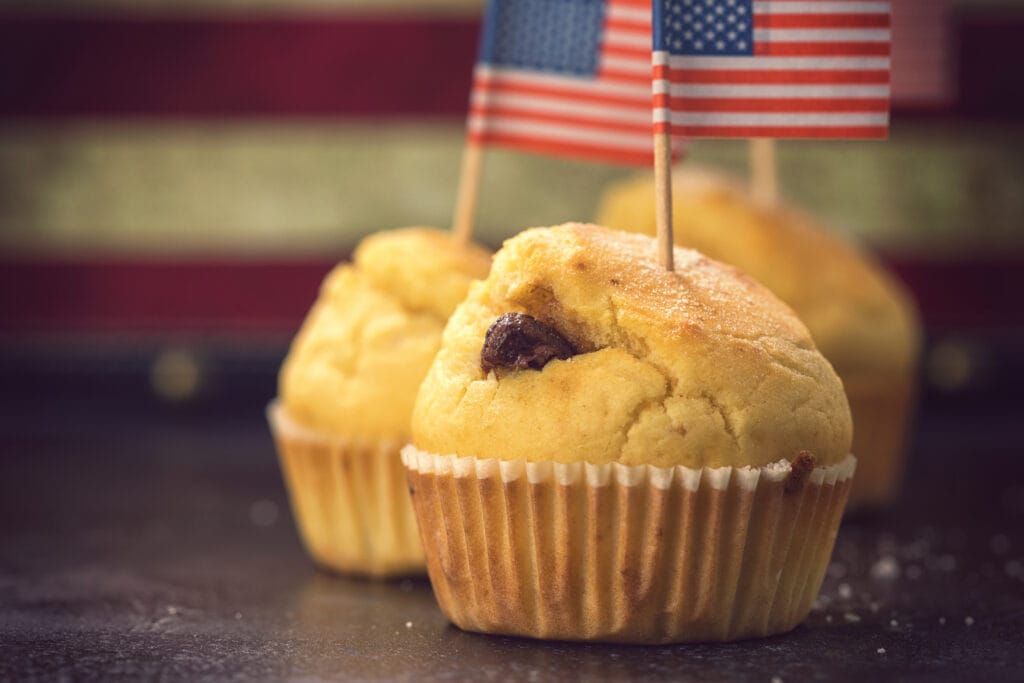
[{"xmin": 2, "ymin": 390, "xmax": 1023, "ymax": 682}]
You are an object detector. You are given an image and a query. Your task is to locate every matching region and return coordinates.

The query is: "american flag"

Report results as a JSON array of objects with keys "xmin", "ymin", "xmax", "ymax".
[
  {"xmin": 468, "ymin": 0, "xmax": 661, "ymax": 166},
  {"xmin": 653, "ymin": 0, "xmax": 892, "ymax": 138}
]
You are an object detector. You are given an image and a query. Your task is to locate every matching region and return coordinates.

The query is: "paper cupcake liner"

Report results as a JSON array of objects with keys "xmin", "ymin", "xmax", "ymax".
[
  {"xmin": 402, "ymin": 446, "xmax": 855, "ymax": 643},
  {"xmin": 267, "ymin": 401, "xmax": 425, "ymax": 577},
  {"xmin": 844, "ymin": 374, "xmax": 914, "ymax": 510}
]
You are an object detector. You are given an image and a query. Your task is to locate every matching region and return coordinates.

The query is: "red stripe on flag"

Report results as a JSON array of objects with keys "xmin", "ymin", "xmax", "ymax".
[
  {"xmin": 674, "ymin": 125, "xmax": 888, "ymax": 138},
  {"xmin": 602, "ymin": 45, "xmax": 652, "ymax": 60},
  {"xmin": 605, "ymin": 18, "xmax": 651, "ymax": 33},
  {"xmin": 670, "ymin": 97, "xmax": 890, "ymax": 113},
  {"xmin": 671, "ymin": 69, "xmax": 890, "ymax": 85},
  {"xmin": 753, "ymin": 14, "xmax": 891, "ymax": 29},
  {"xmin": 755, "ymin": 42, "xmax": 891, "ymax": 57},
  {"xmin": 473, "ymin": 79, "xmax": 650, "ymax": 110},
  {"xmin": 468, "ymin": 105, "xmax": 652, "ymax": 135},
  {"xmin": 468, "ymin": 131, "xmax": 652, "ymax": 166}
]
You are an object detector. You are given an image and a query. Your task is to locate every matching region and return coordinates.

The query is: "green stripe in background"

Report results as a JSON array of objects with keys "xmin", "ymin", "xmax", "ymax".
[{"xmin": 1, "ymin": 121, "xmax": 1023, "ymax": 258}]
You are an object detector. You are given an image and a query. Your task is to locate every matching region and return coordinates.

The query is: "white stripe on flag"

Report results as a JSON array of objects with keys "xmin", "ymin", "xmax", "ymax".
[
  {"xmin": 475, "ymin": 66, "xmax": 649, "ymax": 98},
  {"xmin": 471, "ymin": 92, "xmax": 647, "ymax": 121},
  {"xmin": 604, "ymin": 29, "xmax": 652, "ymax": 48},
  {"xmin": 670, "ymin": 112, "xmax": 889, "ymax": 126},
  {"xmin": 606, "ymin": 5, "xmax": 650, "ymax": 24},
  {"xmin": 668, "ymin": 84, "xmax": 890, "ymax": 98},
  {"xmin": 670, "ymin": 56, "xmax": 890, "ymax": 70},
  {"xmin": 752, "ymin": 1, "xmax": 889, "ymax": 13},
  {"xmin": 753, "ymin": 28, "xmax": 891, "ymax": 42},
  {"xmin": 601, "ymin": 55, "xmax": 651, "ymax": 75},
  {"xmin": 467, "ymin": 117, "xmax": 652, "ymax": 150}
]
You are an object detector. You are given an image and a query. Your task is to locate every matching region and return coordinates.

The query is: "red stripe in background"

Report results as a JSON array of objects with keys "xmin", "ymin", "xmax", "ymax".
[
  {"xmin": 0, "ymin": 258, "xmax": 1020, "ymax": 334},
  {"xmin": 0, "ymin": 15, "xmax": 479, "ymax": 118}
]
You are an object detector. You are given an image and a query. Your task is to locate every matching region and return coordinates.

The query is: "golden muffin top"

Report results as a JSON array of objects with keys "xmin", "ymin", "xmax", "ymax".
[
  {"xmin": 596, "ymin": 169, "xmax": 919, "ymax": 376},
  {"xmin": 412, "ymin": 223, "xmax": 852, "ymax": 469},
  {"xmin": 280, "ymin": 227, "xmax": 491, "ymax": 439}
]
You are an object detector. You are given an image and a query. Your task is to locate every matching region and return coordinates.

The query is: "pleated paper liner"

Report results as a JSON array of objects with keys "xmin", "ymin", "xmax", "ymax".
[
  {"xmin": 402, "ymin": 446, "xmax": 856, "ymax": 643},
  {"xmin": 844, "ymin": 373, "xmax": 914, "ymax": 510},
  {"xmin": 267, "ymin": 401, "xmax": 425, "ymax": 578}
]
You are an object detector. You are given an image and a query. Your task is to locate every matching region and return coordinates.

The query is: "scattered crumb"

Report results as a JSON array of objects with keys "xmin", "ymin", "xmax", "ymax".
[
  {"xmin": 890, "ymin": 619, "xmax": 899, "ymax": 628},
  {"xmin": 877, "ymin": 648, "xmax": 886, "ymax": 655},
  {"xmin": 167, "ymin": 606, "xmax": 178, "ymax": 616},
  {"xmin": 844, "ymin": 613, "xmax": 862, "ymax": 623},
  {"xmin": 771, "ymin": 676, "xmax": 784, "ymax": 683},
  {"xmin": 939, "ymin": 617, "xmax": 946, "ymax": 625},
  {"xmin": 869, "ymin": 602, "xmax": 881, "ymax": 613},
  {"xmin": 838, "ymin": 583, "xmax": 852, "ymax": 600},
  {"xmin": 234, "ymin": 612, "xmax": 243, "ymax": 620},
  {"xmin": 825, "ymin": 615, "xmax": 833, "ymax": 623},
  {"xmin": 965, "ymin": 616, "xmax": 975, "ymax": 626},
  {"xmin": 871, "ymin": 556, "xmax": 900, "ymax": 581},
  {"xmin": 405, "ymin": 621, "xmax": 413, "ymax": 629}
]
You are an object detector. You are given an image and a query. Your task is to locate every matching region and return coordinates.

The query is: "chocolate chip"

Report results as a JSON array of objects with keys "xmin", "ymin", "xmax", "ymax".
[
  {"xmin": 784, "ymin": 451, "xmax": 816, "ymax": 494},
  {"xmin": 481, "ymin": 313, "xmax": 577, "ymax": 373}
]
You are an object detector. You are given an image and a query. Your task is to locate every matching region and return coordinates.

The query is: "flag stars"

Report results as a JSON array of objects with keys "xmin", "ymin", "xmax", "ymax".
[{"xmin": 665, "ymin": 0, "xmax": 754, "ymax": 56}]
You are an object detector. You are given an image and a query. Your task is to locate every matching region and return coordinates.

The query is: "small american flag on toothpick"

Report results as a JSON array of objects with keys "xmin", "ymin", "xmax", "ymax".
[
  {"xmin": 468, "ymin": 0, "xmax": 664, "ymax": 166},
  {"xmin": 654, "ymin": 0, "xmax": 892, "ymax": 138}
]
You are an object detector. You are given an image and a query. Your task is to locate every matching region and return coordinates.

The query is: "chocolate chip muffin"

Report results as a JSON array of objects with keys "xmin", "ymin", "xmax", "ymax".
[
  {"xmin": 597, "ymin": 168, "xmax": 919, "ymax": 509},
  {"xmin": 268, "ymin": 227, "xmax": 490, "ymax": 577},
  {"xmin": 403, "ymin": 223, "xmax": 856, "ymax": 642}
]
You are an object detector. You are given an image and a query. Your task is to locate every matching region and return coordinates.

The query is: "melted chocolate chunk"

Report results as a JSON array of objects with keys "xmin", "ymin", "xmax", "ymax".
[
  {"xmin": 784, "ymin": 451, "xmax": 816, "ymax": 494},
  {"xmin": 481, "ymin": 313, "xmax": 577, "ymax": 373}
]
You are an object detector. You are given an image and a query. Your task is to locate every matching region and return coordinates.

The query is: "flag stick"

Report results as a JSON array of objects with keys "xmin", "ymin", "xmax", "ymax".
[
  {"xmin": 749, "ymin": 138, "xmax": 778, "ymax": 206},
  {"xmin": 452, "ymin": 140, "xmax": 484, "ymax": 246},
  {"xmin": 654, "ymin": 130, "xmax": 674, "ymax": 272}
]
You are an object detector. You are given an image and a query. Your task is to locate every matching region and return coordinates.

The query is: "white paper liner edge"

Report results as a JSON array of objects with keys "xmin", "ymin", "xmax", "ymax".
[{"xmin": 401, "ymin": 444, "xmax": 857, "ymax": 492}]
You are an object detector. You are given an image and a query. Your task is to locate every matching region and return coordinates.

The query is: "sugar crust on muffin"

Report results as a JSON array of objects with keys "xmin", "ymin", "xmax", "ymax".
[{"xmin": 412, "ymin": 223, "xmax": 852, "ymax": 469}]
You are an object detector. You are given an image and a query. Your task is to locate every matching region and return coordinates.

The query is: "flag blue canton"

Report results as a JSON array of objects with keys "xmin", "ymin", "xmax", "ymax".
[
  {"xmin": 478, "ymin": 0, "xmax": 606, "ymax": 75},
  {"xmin": 661, "ymin": 0, "xmax": 754, "ymax": 56}
]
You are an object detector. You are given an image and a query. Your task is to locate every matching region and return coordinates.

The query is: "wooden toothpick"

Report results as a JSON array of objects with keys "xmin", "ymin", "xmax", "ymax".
[
  {"xmin": 654, "ymin": 130, "xmax": 675, "ymax": 272},
  {"xmin": 451, "ymin": 141, "xmax": 484, "ymax": 246},
  {"xmin": 749, "ymin": 138, "xmax": 779, "ymax": 206}
]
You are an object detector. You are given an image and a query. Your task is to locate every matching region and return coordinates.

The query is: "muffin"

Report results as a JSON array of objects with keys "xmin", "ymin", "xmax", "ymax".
[
  {"xmin": 597, "ymin": 169, "xmax": 919, "ymax": 509},
  {"xmin": 269, "ymin": 227, "xmax": 491, "ymax": 577},
  {"xmin": 403, "ymin": 224, "xmax": 855, "ymax": 642}
]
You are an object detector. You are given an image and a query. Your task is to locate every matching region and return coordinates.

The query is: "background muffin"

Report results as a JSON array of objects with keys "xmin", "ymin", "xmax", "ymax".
[
  {"xmin": 404, "ymin": 223, "xmax": 855, "ymax": 642},
  {"xmin": 271, "ymin": 227, "xmax": 490, "ymax": 577},
  {"xmin": 596, "ymin": 169, "xmax": 919, "ymax": 508}
]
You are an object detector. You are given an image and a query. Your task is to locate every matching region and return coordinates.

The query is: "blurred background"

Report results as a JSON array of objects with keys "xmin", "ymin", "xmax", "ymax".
[{"xmin": 0, "ymin": 0, "xmax": 1022, "ymax": 430}]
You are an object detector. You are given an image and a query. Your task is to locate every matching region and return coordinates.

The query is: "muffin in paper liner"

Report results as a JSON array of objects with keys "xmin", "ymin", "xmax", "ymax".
[
  {"xmin": 845, "ymin": 375, "xmax": 915, "ymax": 511},
  {"xmin": 267, "ymin": 401, "xmax": 424, "ymax": 577},
  {"xmin": 402, "ymin": 445, "xmax": 856, "ymax": 643}
]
